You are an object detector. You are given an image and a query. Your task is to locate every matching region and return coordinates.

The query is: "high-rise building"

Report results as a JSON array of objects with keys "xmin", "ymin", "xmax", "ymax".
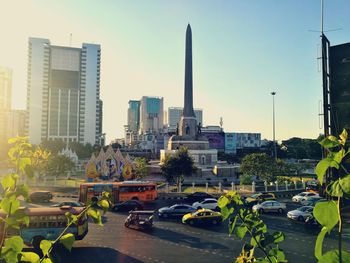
[
  {"xmin": 0, "ymin": 67, "xmax": 12, "ymax": 110},
  {"xmin": 26, "ymin": 38, "xmax": 102, "ymax": 145},
  {"xmin": 127, "ymin": 100, "xmax": 140, "ymax": 133},
  {"xmin": 167, "ymin": 107, "xmax": 202, "ymax": 128},
  {"xmin": 139, "ymin": 96, "xmax": 163, "ymax": 134}
]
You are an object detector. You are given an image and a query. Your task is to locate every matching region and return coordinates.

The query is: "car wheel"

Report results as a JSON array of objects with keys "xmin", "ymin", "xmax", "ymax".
[
  {"xmin": 278, "ymin": 208, "xmax": 283, "ymax": 214},
  {"xmin": 298, "ymin": 216, "xmax": 304, "ymax": 222},
  {"xmin": 258, "ymin": 208, "xmax": 264, "ymax": 214},
  {"xmin": 131, "ymin": 197, "xmax": 139, "ymax": 201},
  {"xmin": 124, "ymin": 222, "xmax": 130, "ymax": 228},
  {"xmin": 113, "ymin": 206, "xmax": 118, "ymax": 212}
]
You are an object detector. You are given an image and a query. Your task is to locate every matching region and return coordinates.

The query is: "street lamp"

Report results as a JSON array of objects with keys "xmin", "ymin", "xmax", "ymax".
[{"xmin": 271, "ymin": 92, "xmax": 277, "ymax": 160}]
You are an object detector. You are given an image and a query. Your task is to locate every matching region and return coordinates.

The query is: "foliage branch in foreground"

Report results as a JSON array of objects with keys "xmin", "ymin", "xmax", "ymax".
[
  {"xmin": 314, "ymin": 129, "xmax": 350, "ymax": 263},
  {"xmin": 218, "ymin": 191, "xmax": 287, "ymax": 263},
  {"xmin": 0, "ymin": 137, "xmax": 111, "ymax": 263}
]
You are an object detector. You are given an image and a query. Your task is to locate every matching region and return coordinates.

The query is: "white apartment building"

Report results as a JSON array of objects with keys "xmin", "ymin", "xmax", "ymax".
[
  {"xmin": 167, "ymin": 107, "xmax": 202, "ymax": 128},
  {"xmin": 26, "ymin": 38, "xmax": 102, "ymax": 145}
]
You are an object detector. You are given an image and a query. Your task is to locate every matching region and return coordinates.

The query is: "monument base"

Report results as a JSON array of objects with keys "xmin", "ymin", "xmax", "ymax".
[
  {"xmin": 167, "ymin": 135, "xmax": 209, "ymax": 150},
  {"xmin": 160, "ymin": 148, "xmax": 218, "ymax": 165}
]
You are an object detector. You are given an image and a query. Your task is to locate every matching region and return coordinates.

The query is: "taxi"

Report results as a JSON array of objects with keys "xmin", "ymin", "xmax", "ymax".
[{"xmin": 182, "ymin": 209, "xmax": 222, "ymax": 226}]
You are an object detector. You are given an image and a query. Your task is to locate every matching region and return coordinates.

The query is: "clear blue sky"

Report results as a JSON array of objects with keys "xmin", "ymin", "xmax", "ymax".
[{"xmin": 1, "ymin": 0, "xmax": 349, "ymax": 143}]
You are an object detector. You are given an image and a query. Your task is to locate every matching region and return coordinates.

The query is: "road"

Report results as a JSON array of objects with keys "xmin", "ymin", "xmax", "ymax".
[{"xmin": 33, "ymin": 197, "xmax": 350, "ymax": 263}]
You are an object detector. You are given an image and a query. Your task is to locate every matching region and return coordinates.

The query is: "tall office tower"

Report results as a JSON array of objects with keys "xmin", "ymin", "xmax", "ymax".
[
  {"xmin": 127, "ymin": 100, "xmax": 140, "ymax": 133},
  {"xmin": 0, "ymin": 67, "xmax": 12, "ymax": 110},
  {"xmin": 139, "ymin": 96, "xmax": 163, "ymax": 134},
  {"xmin": 26, "ymin": 38, "xmax": 102, "ymax": 145},
  {"xmin": 167, "ymin": 107, "xmax": 202, "ymax": 128}
]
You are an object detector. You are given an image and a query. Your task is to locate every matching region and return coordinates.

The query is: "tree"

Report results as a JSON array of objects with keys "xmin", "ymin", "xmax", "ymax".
[
  {"xmin": 240, "ymin": 174, "xmax": 253, "ymax": 185},
  {"xmin": 134, "ymin": 157, "xmax": 148, "ymax": 179},
  {"xmin": 161, "ymin": 147, "xmax": 196, "ymax": 186},
  {"xmin": 46, "ymin": 155, "xmax": 75, "ymax": 178},
  {"xmin": 240, "ymin": 153, "xmax": 276, "ymax": 183}
]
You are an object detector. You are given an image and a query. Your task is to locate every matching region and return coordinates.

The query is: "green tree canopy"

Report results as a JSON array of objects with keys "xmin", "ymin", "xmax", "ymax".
[
  {"xmin": 161, "ymin": 147, "xmax": 197, "ymax": 185},
  {"xmin": 240, "ymin": 153, "xmax": 276, "ymax": 183},
  {"xmin": 46, "ymin": 155, "xmax": 75, "ymax": 178},
  {"xmin": 134, "ymin": 157, "xmax": 148, "ymax": 179}
]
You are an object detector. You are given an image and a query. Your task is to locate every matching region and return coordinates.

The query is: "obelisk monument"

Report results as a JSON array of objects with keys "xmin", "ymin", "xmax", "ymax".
[{"xmin": 179, "ymin": 24, "xmax": 197, "ymax": 137}]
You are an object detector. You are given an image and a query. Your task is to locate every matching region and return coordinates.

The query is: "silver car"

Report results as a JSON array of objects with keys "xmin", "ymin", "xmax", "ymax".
[
  {"xmin": 252, "ymin": 201, "xmax": 286, "ymax": 214},
  {"xmin": 287, "ymin": 206, "xmax": 314, "ymax": 221}
]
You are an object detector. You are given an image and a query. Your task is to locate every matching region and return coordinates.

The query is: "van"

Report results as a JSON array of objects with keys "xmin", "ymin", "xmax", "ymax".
[{"xmin": 29, "ymin": 191, "xmax": 53, "ymax": 203}]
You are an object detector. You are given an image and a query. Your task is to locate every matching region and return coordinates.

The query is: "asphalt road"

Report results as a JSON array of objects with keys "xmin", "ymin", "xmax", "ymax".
[{"xmin": 30, "ymin": 197, "xmax": 350, "ymax": 263}]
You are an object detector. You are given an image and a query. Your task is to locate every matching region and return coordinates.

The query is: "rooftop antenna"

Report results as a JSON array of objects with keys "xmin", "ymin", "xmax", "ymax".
[{"xmin": 219, "ymin": 117, "xmax": 223, "ymax": 129}]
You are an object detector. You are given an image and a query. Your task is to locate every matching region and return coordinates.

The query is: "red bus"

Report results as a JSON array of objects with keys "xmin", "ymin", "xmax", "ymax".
[{"xmin": 79, "ymin": 181, "xmax": 158, "ymax": 204}]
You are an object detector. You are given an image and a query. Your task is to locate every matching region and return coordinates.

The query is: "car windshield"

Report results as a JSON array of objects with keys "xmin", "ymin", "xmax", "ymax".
[
  {"xmin": 297, "ymin": 207, "xmax": 308, "ymax": 212},
  {"xmin": 298, "ymin": 193, "xmax": 306, "ymax": 196}
]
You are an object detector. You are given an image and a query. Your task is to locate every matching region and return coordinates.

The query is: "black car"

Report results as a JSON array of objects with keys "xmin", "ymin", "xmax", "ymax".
[
  {"xmin": 113, "ymin": 200, "xmax": 143, "ymax": 212},
  {"xmin": 184, "ymin": 192, "xmax": 214, "ymax": 204},
  {"xmin": 29, "ymin": 191, "xmax": 53, "ymax": 203},
  {"xmin": 158, "ymin": 204, "xmax": 196, "ymax": 218}
]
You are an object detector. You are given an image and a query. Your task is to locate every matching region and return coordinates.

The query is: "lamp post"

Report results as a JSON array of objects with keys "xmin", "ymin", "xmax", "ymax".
[{"xmin": 271, "ymin": 92, "xmax": 277, "ymax": 160}]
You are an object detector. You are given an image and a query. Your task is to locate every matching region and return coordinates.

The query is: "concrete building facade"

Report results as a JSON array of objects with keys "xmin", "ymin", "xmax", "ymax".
[
  {"xmin": 167, "ymin": 107, "xmax": 202, "ymax": 129},
  {"xmin": 139, "ymin": 96, "xmax": 163, "ymax": 134},
  {"xmin": 26, "ymin": 38, "xmax": 102, "ymax": 145}
]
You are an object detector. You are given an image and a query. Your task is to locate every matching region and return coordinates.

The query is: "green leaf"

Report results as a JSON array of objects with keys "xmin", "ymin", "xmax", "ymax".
[
  {"xmin": 98, "ymin": 199, "xmax": 110, "ymax": 214},
  {"xmin": 24, "ymin": 165, "xmax": 35, "ymax": 178},
  {"xmin": 250, "ymin": 234, "xmax": 260, "ymax": 247},
  {"xmin": 272, "ymin": 231, "xmax": 285, "ymax": 244},
  {"xmin": 339, "ymin": 128, "xmax": 348, "ymax": 145},
  {"xmin": 319, "ymin": 249, "xmax": 350, "ymax": 263},
  {"xmin": 16, "ymin": 184, "xmax": 29, "ymax": 199},
  {"xmin": 218, "ymin": 195, "xmax": 229, "ymax": 208},
  {"xmin": 18, "ymin": 157, "xmax": 31, "ymax": 173},
  {"xmin": 333, "ymin": 148, "xmax": 345, "ymax": 165},
  {"xmin": 59, "ymin": 233, "xmax": 75, "ymax": 251},
  {"xmin": 339, "ymin": 174, "xmax": 350, "ymax": 193},
  {"xmin": 87, "ymin": 208, "xmax": 103, "ymax": 226},
  {"xmin": 1, "ymin": 174, "xmax": 16, "ymax": 190},
  {"xmin": 229, "ymin": 215, "xmax": 238, "ymax": 236},
  {"xmin": 313, "ymin": 201, "xmax": 338, "ymax": 230},
  {"xmin": 1, "ymin": 236, "xmax": 24, "ymax": 263},
  {"xmin": 41, "ymin": 259, "xmax": 53, "ymax": 263},
  {"xmin": 20, "ymin": 252, "xmax": 40, "ymax": 262},
  {"xmin": 260, "ymin": 233, "xmax": 274, "ymax": 247},
  {"xmin": 268, "ymin": 248, "xmax": 286, "ymax": 261},
  {"xmin": 315, "ymin": 158, "xmax": 331, "ymax": 184},
  {"xmin": 319, "ymin": 136, "xmax": 340, "ymax": 148},
  {"xmin": 315, "ymin": 226, "xmax": 327, "ymax": 260},
  {"xmin": 102, "ymin": 191, "xmax": 111, "ymax": 199},
  {"xmin": 326, "ymin": 181, "xmax": 343, "ymax": 197},
  {"xmin": 235, "ymin": 225, "xmax": 248, "ymax": 239},
  {"xmin": 40, "ymin": 239, "xmax": 53, "ymax": 256},
  {"xmin": 65, "ymin": 212, "xmax": 78, "ymax": 225},
  {"xmin": 1, "ymin": 197, "xmax": 20, "ymax": 215}
]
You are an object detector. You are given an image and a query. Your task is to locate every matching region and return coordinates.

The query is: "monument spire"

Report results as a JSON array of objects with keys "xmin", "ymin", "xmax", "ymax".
[{"xmin": 183, "ymin": 24, "xmax": 195, "ymax": 118}]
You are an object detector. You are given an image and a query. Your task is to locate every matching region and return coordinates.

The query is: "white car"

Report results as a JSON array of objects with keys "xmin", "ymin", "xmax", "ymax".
[
  {"xmin": 287, "ymin": 206, "xmax": 314, "ymax": 221},
  {"xmin": 292, "ymin": 192, "xmax": 319, "ymax": 203},
  {"xmin": 192, "ymin": 198, "xmax": 218, "ymax": 210},
  {"xmin": 252, "ymin": 201, "xmax": 286, "ymax": 214}
]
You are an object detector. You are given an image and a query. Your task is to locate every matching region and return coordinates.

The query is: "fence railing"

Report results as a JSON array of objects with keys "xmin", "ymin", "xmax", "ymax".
[{"xmin": 157, "ymin": 180, "xmax": 307, "ymax": 194}]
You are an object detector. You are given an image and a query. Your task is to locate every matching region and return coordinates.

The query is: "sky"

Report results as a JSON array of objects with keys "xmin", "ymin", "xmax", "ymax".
[{"xmin": 1, "ymin": 0, "xmax": 349, "ymax": 143}]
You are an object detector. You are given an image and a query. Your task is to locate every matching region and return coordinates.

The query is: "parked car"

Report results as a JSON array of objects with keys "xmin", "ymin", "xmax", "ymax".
[
  {"xmin": 300, "ymin": 196, "xmax": 325, "ymax": 206},
  {"xmin": 184, "ymin": 192, "xmax": 214, "ymax": 203},
  {"xmin": 287, "ymin": 206, "xmax": 314, "ymax": 221},
  {"xmin": 304, "ymin": 214, "xmax": 321, "ymax": 227},
  {"xmin": 292, "ymin": 192, "xmax": 319, "ymax": 203},
  {"xmin": 245, "ymin": 193, "xmax": 276, "ymax": 206},
  {"xmin": 51, "ymin": 201, "xmax": 85, "ymax": 207},
  {"xmin": 192, "ymin": 198, "xmax": 218, "ymax": 210},
  {"xmin": 182, "ymin": 209, "xmax": 222, "ymax": 226},
  {"xmin": 158, "ymin": 204, "xmax": 196, "ymax": 218},
  {"xmin": 252, "ymin": 201, "xmax": 286, "ymax": 214},
  {"xmin": 29, "ymin": 191, "xmax": 53, "ymax": 203},
  {"xmin": 112, "ymin": 200, "xmax": 144, "ymax": 212}
]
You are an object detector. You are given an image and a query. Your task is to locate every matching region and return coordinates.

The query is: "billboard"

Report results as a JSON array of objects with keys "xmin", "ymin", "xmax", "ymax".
[
  {"xmin": 202, "ymin": 132, "xmax": 225, "ymax": 150},
  {"xmin": 330, "ymin": 42, "xmax": 350, "ymax": 134}
]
